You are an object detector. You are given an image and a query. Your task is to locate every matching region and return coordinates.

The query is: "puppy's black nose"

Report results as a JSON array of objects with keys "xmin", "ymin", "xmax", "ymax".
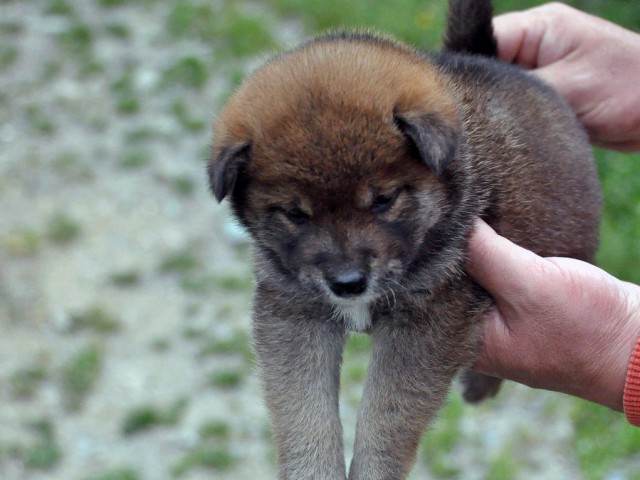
[{"xmin": 328, "ymin": 270, "xmax": 368, "ymax": 297}]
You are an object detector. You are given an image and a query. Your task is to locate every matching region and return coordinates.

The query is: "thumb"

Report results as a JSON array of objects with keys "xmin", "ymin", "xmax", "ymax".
[{"xmin": 466, "ymin": 219, "xmax": 554, "ymax": 307}]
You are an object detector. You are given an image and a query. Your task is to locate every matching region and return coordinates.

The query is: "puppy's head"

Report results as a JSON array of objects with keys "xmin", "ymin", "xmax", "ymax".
[{"xmin": 210, "ymin": 34, "xmax": 460, "ymax": 322}]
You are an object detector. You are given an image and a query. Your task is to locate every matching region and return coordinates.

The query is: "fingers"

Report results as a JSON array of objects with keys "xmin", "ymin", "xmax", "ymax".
[
  {"xmin": 493, "ymin": 3, "xmax": 578, "ymax": 69},
  {"xmin": 472, "ymin": 307, "xmax": 511, "ymax": 377},
  {"xmin": 466, "ymin": 219, "xmax": 556, "ymax": 307},
  {"xmin": 493, "ymin": 11, "xmax": 546, "ymax": 67}
]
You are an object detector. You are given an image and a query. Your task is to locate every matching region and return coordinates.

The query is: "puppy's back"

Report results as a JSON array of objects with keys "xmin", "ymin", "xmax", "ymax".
[{"xmin": 440, "ymin": 0, "xmax": 600, "ymax": 260}]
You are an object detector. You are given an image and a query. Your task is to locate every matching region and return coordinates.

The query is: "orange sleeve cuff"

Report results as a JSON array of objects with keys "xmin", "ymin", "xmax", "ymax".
[{"xmin": 623, "ymin": 334, "xmax": 640, "ymax": 427}]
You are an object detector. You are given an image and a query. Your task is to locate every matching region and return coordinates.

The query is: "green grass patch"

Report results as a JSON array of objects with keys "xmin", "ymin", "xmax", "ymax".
[
  {"xmin": 98, "ymin": 0, "xmax": 134, "ymax": 7},
  {"xmin": 170, "ymin": 101, "xmax": 206, "ymax": 133},
  {"xmin": 199, "ymin": 420, "xmax": 231, "ymax": 441},
  {"xmin": 10, "ymin": 364, "xmax": 48, "ymax": 399},
  {"xmin": 166, "ymin": 3, "xmax": 218, "ymax": 40},
  {"xmin": 68, "ymin": 306, "xmax": 121, "ymax": 334},
  {"xmin": 172, "ymin": 445, "xmax": 236, "ymax": 477},
  {"xmin": 121, "ymin": 398, "xmax": 187, "ymax": 436},
  {"xmin": 198, "ymin": 330, "xmax": 254, "ymax": 364},
  {"xmin": 595, "ymin": 149, "xmax": 640, "ymax": 284},
  {"xmin": 158, "ymin": 248, "xmax": 200, "ymax": 275},
  {"xmin": 150, "ymin": 337, "xmax": 171, "ymax": 352},
  {"xmin": 571, "ymin": 400, "xmax": 640, "ymax": 479},
  {"xmin": 52, "ymin": 151, "xmax": 92, "ymax": 180},
  {"xmin": 269, "ymin": 0, "xmax": 445, "ymax": 49},
  {"xmin": 214, "ymin": 273, "xmax": 253, "ymax": 292},
  {"xmin": 209, "ymin": 370, "xmax": 244, "ymax": 389},
  {"xmin": 172, "ymin": 420, "xmax": 238, "ymax": 477},
  {"xmin": 25, "ymin": 105, "xmax": 56, "ymax": 135},
  {"xmin": 82, "ymin": 467, "xmax": 140, "ymax": 480},
  {"xmin": 46, "ymin": 212, "xmax": 81, "ymax": 245},
  {"xmin": 484, "ymin": 446, "xmax": 519, "ymax": 479},
  {"xmin": 60, "ymin": 345, "xmax": 102, "ymax": 411},
  {"xmin": 0, "ymin": 46, "xmax": 18, "ymax": 71},
  {"xmin": 24, "ymin": 420, "xmax": 62, "ymax": 471},
  {"xmin": 57, "ymin": 23, "xmax": 93, "ymax": 57},
  {"xmin": 4, "ymin": 228, "xmax": 41, "ymax": 256},
  {"xmin": 110, "ymin": 270, "xmax": 142, "ymax": 287},
  {"xmin": 344, "ymin": 333, "xmax": 372, "ymax": 355},
  {"xmin": 166, "ymin": 3, "xmax": 275, "ymax": 57},
  {"xmin": 168, "ymin": 174, "xmax": 196, "ymax": 197},
  {"xmin": 119, "ymin": 149, "xmax": 150, "ymax": 168},
  {"xmin": 125, "ymin": 127, "xmax": 165, "ymax": 143},
  {"xmin": 46, "ymin": 0, "xmax": 75, "ymax": 16},
  {"xmin": 214, "ymin": 7, "xmax": 277, "ymax": 57},
  {"xmin": 0, "ymin": 21, "xmax": 23, "ymax": 35},
  {"xmin": 420, "ymin": 394, "xmax": 465, "ymax": 479},
  {"xmin": 162, "ymin": 57, "xmax": 209, "ymax": 90},
  {"xmin": 105, "ymin": 23, "xmax": 131, "ymax": 40},
  {"xmin": 111, "ymin": 69, "xmax": 140, "ymax": 115}
]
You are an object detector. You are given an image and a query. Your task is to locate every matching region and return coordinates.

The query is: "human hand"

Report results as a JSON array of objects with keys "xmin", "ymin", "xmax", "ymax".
[
  {"xmin": 467, "ymin": 219, "xmax": 640, "ymax": 411},
  {"xmin": 493, "ymin": 2, "xmax": 640, "ymax": 152}
]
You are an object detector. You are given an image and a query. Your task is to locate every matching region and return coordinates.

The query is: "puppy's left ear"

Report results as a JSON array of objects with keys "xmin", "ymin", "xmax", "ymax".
[
  {"xmin": 208, "ymin": 142, "xmax": 250, "ymax": 202},
  {"xmin": 394, "ymin": 112, "xmax": 458, "ymax": 176}
]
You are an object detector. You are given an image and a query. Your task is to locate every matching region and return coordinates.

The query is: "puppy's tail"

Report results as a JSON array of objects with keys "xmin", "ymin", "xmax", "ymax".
[{"xmin": 444, "ymin": 0, "xmax": 497, "ymax": 57}]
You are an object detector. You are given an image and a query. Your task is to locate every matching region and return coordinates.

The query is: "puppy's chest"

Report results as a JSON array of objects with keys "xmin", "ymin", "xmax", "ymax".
[{"xmin": 335, "ymin": 296, "xmax": 429, "ymax": 333}]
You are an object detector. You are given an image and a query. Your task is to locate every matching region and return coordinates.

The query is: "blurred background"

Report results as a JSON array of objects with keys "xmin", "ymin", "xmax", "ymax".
[{"xmin": 1, "ymin": 1, "xmax": 639, "ymax": 479}]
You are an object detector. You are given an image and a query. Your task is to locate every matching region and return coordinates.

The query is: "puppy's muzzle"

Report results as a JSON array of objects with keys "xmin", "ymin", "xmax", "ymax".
[{"xmin": 326, "ymin": 269, "xmax": 368, "ymax": 298}]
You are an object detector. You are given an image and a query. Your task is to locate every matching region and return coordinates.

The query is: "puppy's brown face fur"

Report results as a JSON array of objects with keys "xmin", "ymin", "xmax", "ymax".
[{"xmin": 210, "ymin": 36, "xmax": 459, "ymax": 328}]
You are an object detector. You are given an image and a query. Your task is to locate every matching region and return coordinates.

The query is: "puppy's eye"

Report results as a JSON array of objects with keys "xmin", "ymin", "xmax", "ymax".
[
  {"xmin": 371, "ymin": 190, "xmax": 400, "ymax": 214},
  {"xmin": 285, "ymin": 207, "xmax": 310, "ymax": 225}
]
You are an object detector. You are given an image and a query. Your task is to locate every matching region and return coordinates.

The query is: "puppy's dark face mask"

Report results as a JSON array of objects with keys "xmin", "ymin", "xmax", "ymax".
[
  {"xmin": 209, "ymin": 36, "xmax": 462, "ymax": 330},
  {"xmin": 210, "ymin": 108, "xmax": 458, "ymax": 331}
]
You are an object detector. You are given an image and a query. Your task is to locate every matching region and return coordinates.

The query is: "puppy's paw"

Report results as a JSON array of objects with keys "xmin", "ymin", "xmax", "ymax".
[{"xmin": 460, "ymin": 370, "xmax": 502, "ymax": 403}]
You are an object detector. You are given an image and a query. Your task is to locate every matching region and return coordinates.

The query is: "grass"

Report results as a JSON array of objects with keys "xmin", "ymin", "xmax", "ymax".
[
  {"xmin": 82, "ymin": 467, "xmax": 140, "ymax": 480},
  {"xmin": 46, "ymin": 0, "xmax": 74, "ymax": 16},
  {"xmin": 172, "ymin": 445, "xmax": 236, "ymax": 477},
  {"xmin": 111, "ymin": 69, "xmax": 140, "ymax": 115},
  {"xmin": 162, "ymin": 57, "xmax": 209, "ymax": 90},
  {"xmin": 119, "ymin": 149, "xmax": 150, "ymax": 168},
  {"xmin": 171, "ymin": 419, "xmax": 238, "ymax": 476},
  {"xmin": 166, "ymin": 2, "xmax": 276, "ymax": 57},
  {"xmin": 60, "ymin": 345, "xmax": 103, "ymax": 412},
  {"xmin": 199, "ymin": 420, "xmax": 231, "ymax": 440},
  {"xmin": 210, "ymin": 369, "xmax": 244, "ymax": 389},
  {"xmin": 420, "ymin": 394, "xmax": 465, "ymax": 478},
  {"xmin": 0, "ymin": 45, "xmax": 18, "ymax": 71},
  {"xmin": 170, "ymin": 101, "xmax": 206, "ymax": 133},
  {"xmin": 571, "ymin": 400, "xmax": 640, "ymax": 479},
  {"xmin": 168, "ymin": 174, "xmax": 196, "ymax": 197},
  {"xmin": 197, "ymin": 330, "xmax": 254, "ymax": 366},
  {"xmin": 595, "ymin": 149, "xmax": 640, "ymax": 284},
  {"xmin": 110, "ymin": 270, "xmax": 142, "ymax": 287},
  {"xmin": 10, "ymin": 364, "xmax": 48, "ymax": 399},
  {"xmin": 46, "ymin": 212, "xmax": 81, "ymax": 245},
  {"xmin": 68, "ymin": 306, "xmax": 121, "ymax": 334},
  {"xmin": 121, "ymin": 398, "xmax": 187, "ymax": 436},
  {"xmin": 24, "ymin": 105, "xmax": 56, "ymax": 136},
  {"xmin": 158, "ymin": 248, "xmax": 200, "ymax": 275},
  {"xmin": 24, "ymin": 420, "xmax": 62, "ymax": 470},
  {"xmin": 3, "ymin": 228, "xmax": 41, "ymax": 256}
]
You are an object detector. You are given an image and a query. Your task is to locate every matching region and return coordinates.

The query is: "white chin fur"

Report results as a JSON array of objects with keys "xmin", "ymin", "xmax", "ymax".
[{"xmin": 335, "ymin": 303, "xmax": 371, "ymax": 332}]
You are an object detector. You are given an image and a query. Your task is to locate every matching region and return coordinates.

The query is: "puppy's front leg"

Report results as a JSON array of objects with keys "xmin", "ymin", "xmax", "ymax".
[
  {"xmin": 253, "ymin": 285, "xmax": 347, "ymax": 480},
  {"xmin": 349, "ymin": 313, "xmax": 474, "ymax": 480}
]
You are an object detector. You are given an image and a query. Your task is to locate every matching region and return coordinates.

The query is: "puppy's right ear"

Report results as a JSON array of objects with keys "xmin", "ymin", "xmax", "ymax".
[{"xmin": 208, "ymin": 142, "xmax": 250, "ymax": 202}]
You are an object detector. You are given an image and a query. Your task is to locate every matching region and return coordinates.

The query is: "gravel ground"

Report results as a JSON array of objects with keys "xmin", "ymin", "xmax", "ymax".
[{"xmin": 0, "ymin": 1, "xmax": 593, "ymax": 479}]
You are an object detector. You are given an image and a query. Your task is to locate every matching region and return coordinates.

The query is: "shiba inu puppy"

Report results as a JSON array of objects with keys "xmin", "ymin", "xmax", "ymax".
[{"xmin": 208, "ymin": 0, "xmax": 601, "ymax": 478}]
